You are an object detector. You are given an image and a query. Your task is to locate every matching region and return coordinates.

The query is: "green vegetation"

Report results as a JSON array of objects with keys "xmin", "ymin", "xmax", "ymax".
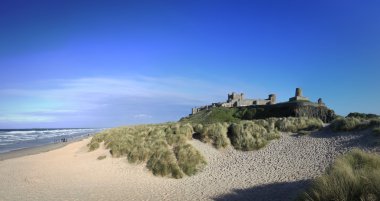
[
  {"xmin": 194, "ymin": 123, "xmax": 230, "ymax": 149},
  {"xmin": 274, "ymin": 117, "xmax": 323, "ymax": 133},
  {"xmin": 174, "ymin": 144, "xmax": 207, "ymax": 176},
  {"xmin": 88, "ymin": 116, "xmax": 325, "ymax": 178},
  {"xmin": 213, "ymin": 117, "xmax": 322, "ymax": 151},
  {"xmin": 227, "ymin": 117, "xmax": 322, "ymax": 150},
  {"xmin": 191, "ymin": 117, "xmax": 321, "ymax": 151},
  {"xmin": 229, "ymin": 121, "xmax": 277, "ymax": 151},
  {"xmin": 299, "ymin": 149, "xmax": 380, "ymax": 201},
  {"xmin": 373, "ymin": 127, "xmax": 380, "ymax": 136},
  {"xmin": 146, "ymin": 145, "xmax": 183, "ymax": 178},
  {"xmin": 181, "ymin": 107, "xmax": 240, "ymax": 124},
  {"xmin": 370, "ymin": 119, "xmax": 380, "ymax": 127},
  {"xmin": 97, "ymin": 155, "xmax": 106, "ymax": 160},
  {"xmin": 330, "ymin": 115, "xmax": 380, "ymax": 132},
  {"xmin": 88, "ymin": 123, "xmax": 206, "ymax": 179},
  {"xmin": 347, "ymin": 112, "xmax": 379, "ymax": 119},
  {"xmin": 330, "ymin": 117, "xmax": 362, "ymax": 131},
  {"xmin": 297, "ymin": 130, "xmax": 312, "ymax": 136}
]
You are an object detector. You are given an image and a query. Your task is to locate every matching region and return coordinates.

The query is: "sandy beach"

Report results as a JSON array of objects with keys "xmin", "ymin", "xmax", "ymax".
[{"xmin": 0, "ymin": 129, "xmax": 376, "ymax": 201}]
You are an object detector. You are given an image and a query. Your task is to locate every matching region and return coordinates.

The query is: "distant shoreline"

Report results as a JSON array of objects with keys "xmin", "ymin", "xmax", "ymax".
[{"xmin": 0, "ymin": 135, "xmax": 91, "ymax": 161}]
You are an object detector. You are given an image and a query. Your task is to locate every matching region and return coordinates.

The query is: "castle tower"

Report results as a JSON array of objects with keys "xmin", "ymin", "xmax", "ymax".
[
  {"xmin": 318, "ymin": 98, "xmax": 325, "ymax": 106},
  {"xmin": 295, "ymin": 88, "xmax": 302, "ymax": 97},
  {"xmin": 268, "ymin": 94, "xmax": 276, "ymax": 104},
  {"xmin": 289, "ymin": 88, "xmax": 309, "ymax": 102}
]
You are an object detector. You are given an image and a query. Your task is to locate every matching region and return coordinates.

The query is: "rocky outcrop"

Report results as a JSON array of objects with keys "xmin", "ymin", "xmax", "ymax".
[{"xmin": 240, "ymin": 101, "xmax": 336, "ymax": 123}]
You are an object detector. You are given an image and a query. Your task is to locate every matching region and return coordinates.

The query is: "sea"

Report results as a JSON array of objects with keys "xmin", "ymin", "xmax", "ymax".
[{"xmin": 0, "ymin": 128, "xmax": 103, "ymax": 153}]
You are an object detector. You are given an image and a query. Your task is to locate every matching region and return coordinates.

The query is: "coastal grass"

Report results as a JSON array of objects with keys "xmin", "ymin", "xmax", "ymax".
[
  {"xmin": 228, "ymin": 121, "xmax": 269, "ymax": 151},
  {"xmin": 347, "ymin": 112, "xmax": 379, "ymax": 119},
  {"xmin": 194, "ymin": 123, "xmax": 230, "ymax": 149},
  {"xmin": 330, "ymin": 117, "xmax": 363, "ymax": 132},
  {"xmin": 330, "ymin": 116, "xmax": 380, "ymax": 132},
  {"xmin": 191, "ymin": 117, "xmax": 321, "ymax": 150},
  {"xmin": 299, "ymin": 149, "xmax": 380, "ymax": 201},
  {"xmin": 88, "ymin": 117, "xmax": 326, "ymax": 178},
  {"xmin": 273, "ymin": 117, "xmax": 323, "ymax": 133},
  {"xmin": 174, "ymin": 144, "xmax": 207, "ymax": 176},
  {"xmin": 373, "ymin": 127, "xmax": 380, "ymax": 136},
  {"xmin": 180, "ymin": 107, "xmax": 240, "ymax": 124},
  {"xmin": 147, "ymin": 145, "xmax": 183, "ymax": 178},
  {"xmin": 297, "ymin": 130, "xmax": 312, "ymax": 136},
  {"xmin": 97, "ymin": 155, "xmax": 106, "ymax": 160},
  {"xmin": 88, "ymin": 123, "xmax": 206, "ymax": 178}
]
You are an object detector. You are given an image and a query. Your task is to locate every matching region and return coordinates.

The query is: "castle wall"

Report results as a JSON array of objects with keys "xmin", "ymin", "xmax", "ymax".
[
  {"xmin": 255, "ymin": 99, "xmax": 271, "ymax": 105},
  {"xmin": 192, "ymin": 89, "xmax": 313, "ymax": 115}
]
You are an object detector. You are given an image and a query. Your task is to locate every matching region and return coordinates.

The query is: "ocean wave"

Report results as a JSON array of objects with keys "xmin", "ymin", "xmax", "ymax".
[
  {"xmin": 0, "ymin": 128, "xmax": 103, "ymax": 152},
  {"xmin": 5, "ymin": 131, "xmax": 38, "ymax": 135}
]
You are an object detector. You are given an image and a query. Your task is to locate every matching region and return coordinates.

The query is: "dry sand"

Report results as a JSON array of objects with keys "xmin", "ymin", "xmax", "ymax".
[{"xmin": 0, "ymin": 129, "xmax": 376, "ymax": 201}]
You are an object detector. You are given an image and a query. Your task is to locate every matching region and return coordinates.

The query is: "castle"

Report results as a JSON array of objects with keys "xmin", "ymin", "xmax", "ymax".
[{"xmin": 191, "ymin": 88, "xmax": 324, "ymax": 115}]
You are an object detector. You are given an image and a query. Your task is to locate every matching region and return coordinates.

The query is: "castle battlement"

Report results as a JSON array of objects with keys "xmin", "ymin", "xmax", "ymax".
[{"xmin": 191, "ymin": 88, "xmax": 323, "ymax": 115}]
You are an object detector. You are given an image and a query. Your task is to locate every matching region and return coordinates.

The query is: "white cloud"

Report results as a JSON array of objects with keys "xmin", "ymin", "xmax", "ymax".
[
  {"xmin": 0, "ymin": 114, "xmax": 56, "ymax": 123},
  {"xmin": 133, "ymin": 114, "xmax": 152, "ymax": 119},
  {"xmin": 0, "ymin": 76, "xmax": 229, "ymax": 125},
  {"xmin": 1, "ymin": 76, "xmax": 223, "ymax": 101}
]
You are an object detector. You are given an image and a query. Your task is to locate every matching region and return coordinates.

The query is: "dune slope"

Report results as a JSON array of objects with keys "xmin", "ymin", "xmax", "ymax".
[{"xmin": 0, "ymin": 130, "xmax": 375, "ymax": 201}]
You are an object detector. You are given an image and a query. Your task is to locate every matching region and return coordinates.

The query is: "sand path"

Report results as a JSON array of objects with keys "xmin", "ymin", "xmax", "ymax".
[{"xmin": 0, "ymin": 130, "xmax": 374, "ymax": 201}]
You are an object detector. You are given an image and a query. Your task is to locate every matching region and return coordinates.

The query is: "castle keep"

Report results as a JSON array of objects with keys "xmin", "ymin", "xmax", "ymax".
[{"xmin": 192, "ymin": 88, "xmax": 324, "ymax": 115}]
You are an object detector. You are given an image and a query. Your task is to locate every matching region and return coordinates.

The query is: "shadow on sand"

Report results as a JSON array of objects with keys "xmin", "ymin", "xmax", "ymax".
[{"xmin": 212, "ymin": 180, "xmax": 310, "ymax": 201}]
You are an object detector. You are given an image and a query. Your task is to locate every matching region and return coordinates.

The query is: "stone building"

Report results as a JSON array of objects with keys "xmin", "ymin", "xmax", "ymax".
[
  {"xmin": 191, "ymin": 88, "xmax": 321, "ymax": 115},
  {"xmin": 192, "ymin": 92, "xmax": 276, "ymax": 115},
  {"xmin": 289, "ymin": 88, "xmax": 309, "ymax": 102}
]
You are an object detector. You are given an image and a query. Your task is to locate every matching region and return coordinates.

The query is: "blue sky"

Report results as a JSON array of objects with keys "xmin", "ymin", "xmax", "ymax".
[{"xmin": 0, "ymin": 0, "xmax": 379, "ymax": 128}]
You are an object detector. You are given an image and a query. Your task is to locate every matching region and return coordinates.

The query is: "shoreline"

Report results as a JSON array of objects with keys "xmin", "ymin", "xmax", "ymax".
[
  {"xmin": 0, "ymin": 136, "xmax": 91, "ymax": 161},
  {"xmin": 0, "ymin": 130, "xmax": 375, "ymax": 201}
]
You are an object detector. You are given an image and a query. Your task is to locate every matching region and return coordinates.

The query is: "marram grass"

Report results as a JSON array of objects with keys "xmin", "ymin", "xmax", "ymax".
[
  {"xmin": 330, "ymin": 116, "xmax": 380, "ymax": 132},
  {"xmin": 299, "ymin": 149, "xmax": 380, "ymax": 201},
  {"xmin": 229, "ymin": 121, "xmax": 272, "ymax": 151},
  {"xmin": 88, "ymin": 123, "xmax": 206, "ymax": 178},
  {"xmin": 174, "ymin": 144, "xmax": 207, "ymax": 176},
  {"xmin": 88, "ymin": 117, "xmax": 325, "ymax": 178},
  {"xmin": 196, "ymin": 123, "xmax": 230, "ymax": 149}
]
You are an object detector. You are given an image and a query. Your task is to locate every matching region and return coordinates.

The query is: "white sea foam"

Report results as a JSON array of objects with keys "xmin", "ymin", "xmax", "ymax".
[
  {"xmin": 0, "ymin": 128, "xmax": 103, "ymax": 152},
  {"xmin": 6, "ymin": 131, "xmax": 38, "ymax": 135}
]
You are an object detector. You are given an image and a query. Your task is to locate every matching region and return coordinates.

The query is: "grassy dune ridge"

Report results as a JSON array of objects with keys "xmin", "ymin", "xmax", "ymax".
[
  {"xmin": 299, "ymin": 149, "xmax": 380, "ymax": 201},
  {"xmin": 88, "ymin": 117, "xmax": 324, "ymax": 178},
  {"xmin": 88, "ymin": 123, "xmax": 205, "ymax": 178},
  {"xmin": 86, "ymin": 111, "xmax": 380, "ymax": 200},
  {"xmin": 330, "ymin": 115, "xmax": 380, "ymax": 136}
]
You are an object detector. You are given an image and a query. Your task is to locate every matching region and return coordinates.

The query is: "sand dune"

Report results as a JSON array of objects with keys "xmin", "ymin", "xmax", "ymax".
[{"xmin": 0, "ymin": 130, "xmax": 375, "ymax": 201}]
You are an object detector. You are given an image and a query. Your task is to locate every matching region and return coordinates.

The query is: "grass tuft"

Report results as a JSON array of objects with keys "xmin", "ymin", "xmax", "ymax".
[
  {"xmin": 199, "ymin": 123, "xmax": 230, "ymax": 149},
  {"xmin": 97, "ymin": 155, "xmax": 106, "ymax": 160},
  {"xmin": 174, "ymin": 144, "xmax": 207, "ymax": 176},
  {"xmin": 330, "ymin": 116, "xmax": 380, "ymax": 132},
  {"xmin": 87, "ymin": 123, "xmax": 205, "ymax": 178},
  {"xmin": 330, "ymin": 117, "xmax": 362, "ymax": 131},
  {"xmin": 87, "ymin": 132, "xmax": 108, "ymax": 151},
  {"xmin": 146, "ymin": 145, "xmax": 183, "ymax": 179},
  {"xmin": 298, "ymin": 130, "xmax": 312, "ymax": 136},
  {"xmin": 274, "ymin": 117, "xmax": 323, "ymax": 133},
  {"xmin": 229, "ymin": 121, "xmax": 270, "ymax": 151},
  {"xmin": 373, "ymin": 127, "xmax": 380, "ymax": 136}
]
